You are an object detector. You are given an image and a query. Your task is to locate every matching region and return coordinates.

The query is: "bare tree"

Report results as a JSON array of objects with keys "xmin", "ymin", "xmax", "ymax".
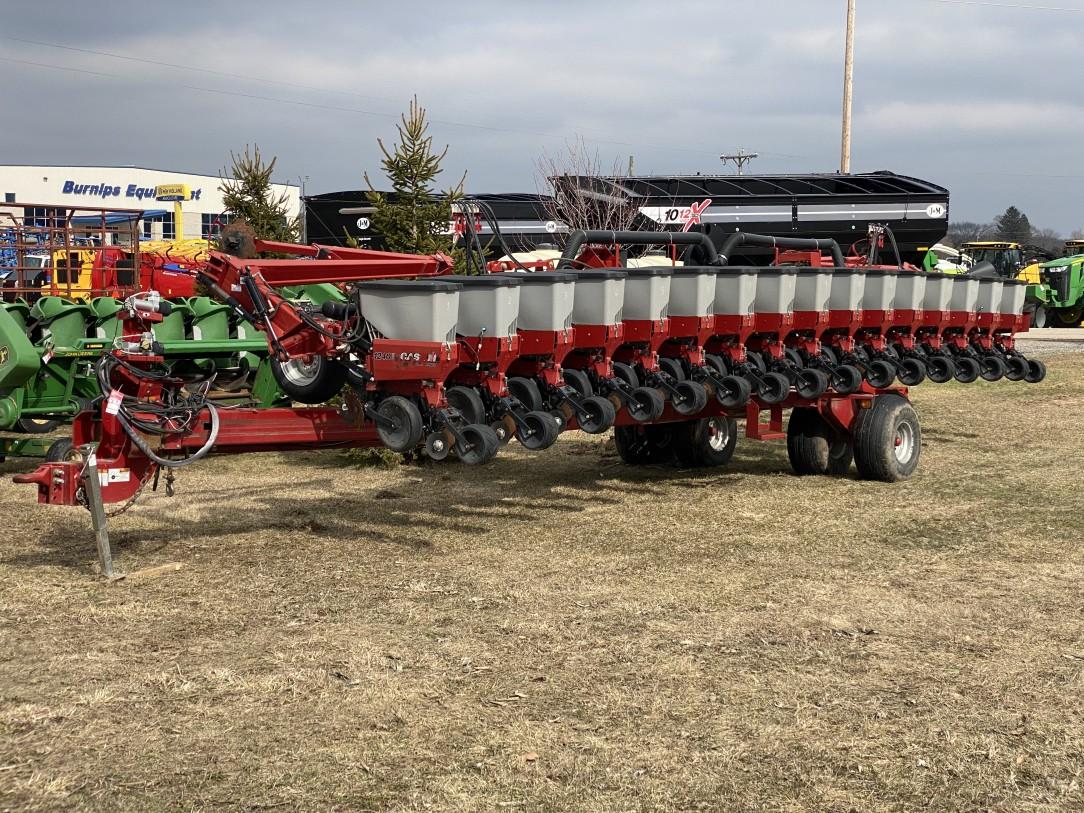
[
  {"xmin": 1029, "ymin": 227, "xmax": 1064, "ymax": 255},
  {"xmin": 943, "ymin": 221, "xmax": 992, "ymax": 247},
  {"xmin": 535, "ymin": 136, "xmax": 645, "ymax": 233}
]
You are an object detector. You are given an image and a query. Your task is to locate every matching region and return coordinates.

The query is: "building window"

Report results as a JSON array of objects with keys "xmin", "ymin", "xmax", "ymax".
[
  {"xmin": 201, "ymin": 212, "xmax": 233, "ymax": 239},
  {"xmin": 4, "ymin": 193, "xmax": 14, "ymax": 203},
  {"xmin": 141, "ymin": 212, "xmax": 176, "ymax": 240},
  {"xmin": 161, "ymin": 211, "xmax": 175, "ymax": 240}
]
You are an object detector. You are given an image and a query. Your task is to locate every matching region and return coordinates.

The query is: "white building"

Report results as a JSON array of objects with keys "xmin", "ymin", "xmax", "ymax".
[{"xmin": 0, "ymin": 165, "xmax": 300, "ymax": 241}]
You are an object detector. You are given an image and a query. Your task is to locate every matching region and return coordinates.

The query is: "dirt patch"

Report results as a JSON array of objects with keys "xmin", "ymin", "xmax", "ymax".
[{"xmin": 1, "ymin": 354, "xmax": 1083, "ymax": 811}]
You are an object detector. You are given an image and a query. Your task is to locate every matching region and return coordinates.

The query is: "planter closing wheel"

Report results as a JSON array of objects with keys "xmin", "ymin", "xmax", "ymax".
[
  {"xmin": 673, "ymin": 416, "xmax": 738, "ymax": 468},
  {"xmin": 508, "ymin": 376, "xmax": 543, "ymax": 411},
  {"xmin": 953, "ymin": 356, "xmax": 981, "ymax": 384},
  {"xmin": 446, "ymin": 385, "xmax": 487, "ymax": 425},
  {"xmin": 795, "ymin": 367, "xmax": 829, "ymax": 400},
  {"xmin": 658, "ymin": 357, "xmax": 685, "ymax": 381},
  {"xmin": 1025, "ymin": 359, "xmax": 1047, "ymax": 383},
  {"xmin": 271, "ymin": 356, "xmax": 347, "ymax": 404},
  {"xmin": 925, "ymin": 354, "xmax": 955, "ymax": 384},
  {"xmin": 756, "ymin": 371, "xmax": 790, "ymax": 405},
  {"xmin": 865, "ymin": 359, "xmax": 896, "ymax": 389},
  {"xmin": 562, "ymin": 368, "xmax": 593, "ymax": 397},
  {"xmin": 627, "ymin": 386, "xmax": 665, "ymax": 422},
  {"xmin": 456, "ymin": 423, "xmax": 500, "ymax": 465},
  {"xmin": 1004, "ymin": 354, "xmax": 1029, "ymax": 381},
  {"xmin": 831, "ymin": 364, "xmax": 863, "ymax": 395},
  {"xmin": 897, "ymin": 357, "xmax": 927, "ymax": 386},
  {"xmin": 612, "ymin": 361, "xmax": 639, "ymax": 389},
  {"xmin": 672, "ymin": 380, "xmax": 709, "ymax": 416},
  {"xmin": 613, "ymin": 424, "xmax": 676, "ymax": 465},
  {"xmin": 516, "ymin": 410, "xmax": 560, "ymax": 450},
  {"xmin": 853, "ymin": 394, "xmax": 922, "ymax": 482},
  {"xmin": 787, "ymin": 406, "xmax": 852, "ymax": 476},
  {"xmin": 578, "ymin": 395, "xmax": 617, "ymax": 434},
  {"xmin": 979, "ymin": 354, "xmax": 1007, "ymax": 382},
  {"xmin": 375, "ymin": 396, "xmax": 424, "ymax": 453}
]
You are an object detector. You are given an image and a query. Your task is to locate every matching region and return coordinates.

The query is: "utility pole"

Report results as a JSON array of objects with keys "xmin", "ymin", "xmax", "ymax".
[
  {"xmin": 719, "ymin": 149, "xmax": 758, "ymax": 175},
  {"xmin": 840, "ymin": 0, "xmax": 856, "ymax": 174}
]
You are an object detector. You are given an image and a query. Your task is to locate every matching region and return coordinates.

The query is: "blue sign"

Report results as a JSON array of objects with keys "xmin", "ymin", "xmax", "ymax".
[{"xmin": 61, "ymin": 180, "xmax": 202, "ymax": 201}]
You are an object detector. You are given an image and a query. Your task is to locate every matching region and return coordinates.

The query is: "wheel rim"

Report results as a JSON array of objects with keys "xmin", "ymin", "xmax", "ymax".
[
  {"xmin": 279, "ymin": 356, "xmax": 321, "ymax": 386},
  {"xmin": 706, "ymin": 418, "xmax": 729, "ymax": 451},
  {"xmin": 894, "ymin": 421, "xmax": 915, "ymax": 464}
]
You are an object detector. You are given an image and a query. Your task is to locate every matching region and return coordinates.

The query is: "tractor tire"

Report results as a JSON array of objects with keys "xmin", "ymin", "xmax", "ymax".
[
  {"xmin": 1030, "ymin": 304, "xmax": 1048, "ymax": 329},
  {"xmin": 786, "ymin": 406, "xmax": 852, "ymax": 477},
  {"xmin": 852, "ymin": 393, "xmax": 921, "ymax": 482},
  {"xmin": 270, "ymin": 356, "xmax": 346, "ymax": 404},
  {"xmin": 673, "ymin": 416, "xmax": 738, "ymax": 468},
  {"xmin": 1050, "ymin": 307, "xmax": 1083, "ymax": 328},
  {"xmin": 15, "ymin": 417, "xmax": 60, "ymax": 434}
]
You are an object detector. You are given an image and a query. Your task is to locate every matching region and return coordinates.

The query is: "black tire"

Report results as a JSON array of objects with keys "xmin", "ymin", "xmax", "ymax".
[
  {"xmin": 673, "ymin": 416, "xmax": 738, "ymax": 468},
  {"xmin": 446, "ymin": 385, "xmax": 487, "ymax": 425},
  {"xmin": 627, "ymin": 386, "xmax": 665, "ymax": 422},
  {"xmin": 578, "ymin": 395, "xmax": 617, "ymax": 434},
  {"xmin": 659, "ymin": 357, "xmax": 685, "ymax": 381},
  {"xmin": 456, "ymin": 423, "xmax": 500, "ymax": 464},
  {"xmin": 831, "ymin": 364, "xmax": 863, "ymax": 395},
  {"xmin": 1050, "ymin": 307, "xmax": 1083, "ymax": 328},
  {"xmin": 787, "ymin": 407, "xmax": 852, "ymax": 477},
  {"xmin": 705, "ymin": 354, "xmax": 728, "ymax": 376},
  {"xmin": 613, "ymin": 424, "xmax": 676, "ymax": 465},
  {"xmin": 1030, "ymin": 305, "xmax": 1048, "ymax": 329},
  {"xmin": 746, "ymin": 351, "xmax": 768, "ymax": 373},
  {"xmin": 516, "ymin": 410, "xmax": 560, "ymax": 450},
  {"xmin": 612, "ymin": 361, "xmax": 639, "ymax": 389},
  {"xmin": 953, "ymin": 356, "xmax": 981, "ymax": 384},
  {"xmin": 926, "ymin": 354, "xmax": 955, "ymax": 384},
  {"xmin": 490, "ymin": 417, "xmax": 515, "ymax": 446},
  {"xmin": 45, "ymin": 437, "xmax": 83, "ymax": 463},
  {"xmin": 562, "ymin": 368, "xmax": 593, "ymax": 397},
  {"xmin": 852, "ymin": 394, "xmax": 921, "ymax": 482},
  {"xmin": 375, "ymin": 396, "xmax": 424, "ymax": 453},
  {"xmin": 819, "ymin": 345, "xmax": 840, "ymax": 366},
  {"xmin": 865, "ymin": 359, "xmax": 896, "ymax": 389},
  {"xmin": 424, "ymin": 431, "xmax": 452, "ymax": 461},
  {"xmin": 716, "ymin": 374, "xmax": 752, "ymax": 408},
  {"xmin": 978, "ymin": 354, "xmax": 1007, "ymax": 382},
  {"xmin": 756, "ymin": 371, "xmax": 790, "ymax": 405},
  {"xmin": 508, "ymin": 376, "xmax": 543, "ymax": 411},
  {"xmin": 672, "ymin": 380, "xmax": 709, "ymax": 416},
  {"xmin": 15, "ymin": 417, "xmax": 60, "ymax": 434},
  {"xmin": 270, "ymin": 356, "xmax": 346, "ymax": 404},
  {"xmin": 1004, "ymin": 354, "xmax": 1029, "ymax": 381},
  {"xmin": 1025, "ymin": 359, "xmax": 1047, "ymax": 384},
  {"xmin": 795, "ymin": 368, "xmax": 830, "ymax": 400},
  {"xmin": 897, "ymin": 357, "xmax": 927, "ymax": 386},
  {"xmin": 784, "ymin": 347, "xmax": 805, "ymax": 369}
]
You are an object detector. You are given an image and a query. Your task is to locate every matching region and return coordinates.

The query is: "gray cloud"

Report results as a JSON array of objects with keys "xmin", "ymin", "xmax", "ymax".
[{"xmin": 1, "ymin": 0, "xmax": 1082, "ymax": 231}]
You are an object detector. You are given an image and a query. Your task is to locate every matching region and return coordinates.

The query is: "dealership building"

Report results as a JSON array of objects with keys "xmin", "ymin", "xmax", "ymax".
[{"xmin": 0, "ymin": 165, "xmax": 300, "ymax": 240}]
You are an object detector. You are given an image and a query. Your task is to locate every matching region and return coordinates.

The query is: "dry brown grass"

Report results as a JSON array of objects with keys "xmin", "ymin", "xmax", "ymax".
[{"xmin": 1, "ymin": 353, "xmax": 1083, "ymax": 812}]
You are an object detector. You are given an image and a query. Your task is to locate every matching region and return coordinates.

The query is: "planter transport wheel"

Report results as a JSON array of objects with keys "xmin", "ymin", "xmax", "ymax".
[
  {"xmin": 673, "ymin": 416, "xmax": 738, "ymax": 468},
  {"xmin": 897, "ymin": 357, "xmax": 927, "ymax": 387},
  {"xmin": 853, "ymin": 394, "xmax": 921, "ymax": 482},
  {"xmin": 516, "ymin": 410, "xmax": 560, "ymax": 450},
  {"xmin": 953, "ymin": 356, "xmax": 981, "ymax": 384},
  {"xmin": 979, "ymin": 354, "xmax": 1007, "ymax": 382},
  {"xmin": 865, "ymin": 359, "xmax": 896, "ymax": 389},
  {"xmin": 1004, "ymin": 354, "xmax": 1029, "ymax": 381},
  {"xmin": 658, "ymin": 357, "xmax": 685, "ymax": 381},
  {"xmin": 795, "ymin": 368, "xmax": 830, "ymax": 400},
  {"xmin": 508, "ymin": 376, "xmax": 543, "ymax": 411},
  {"xmin": 756, "ymin": 371, "xmax": 790, "ymax": 405},
  {"xmin": 672, "ymin": 380, "xmax": 709, "ymax": 416},
  {"xmin": 831, "ymin": 364, "xmax": 863, "ymax": 395},
  {"xmin": 614, "ymin": 424, "xmax": 677, "ymax": 465},
  {"xmin": 612, "ymin": 361, "xmax": 639, "ymax": 389},
  {"xmin": 926, "ymin": 354, "xmax": 955, "ymax": 384},
  {"xmin": 44, "ymin": 437, "xmax": 84, "ymax": 463},
  {"xmin": 375, "ymin": 396, "xmax": 424, "ymax": 453},
  {"xmin": 446, "ymin": 385, "xmax": 487, "ymax": 425},
  {"xmin": 716, "ymin": 374, "xmax": 752, "ymax": 408},
  {"xmin": 270, "ymin": 356, "xmax": 347, "ymax": 404},
  {"xmin": 627, "ymin": 386, "xmax": 666, "ymax": 422},
  {"xmin": 578, "ymin": 395, "xmax": 617, "ymax": 434},
  {"xmin": 787, "ymin": 407, "xmax": 852, "ymax": 477},
  {"xmin": 1025, "ymin": 359, "xmax": 1047, "ymax": 384},
  {"xmin": 425, "ymin": 431, "xmax": 451, "ymax": 461},
  {"xmin": 456, "ymin": 424, "xmax": 500, "ymax": 465},
  {"xmin": 562, "ymin": 368, "xmax": 593, "ymax": 397}
]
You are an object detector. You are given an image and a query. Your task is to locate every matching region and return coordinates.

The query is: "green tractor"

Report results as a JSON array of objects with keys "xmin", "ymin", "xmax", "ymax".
[{"xmin": 1034, "ymin": 239, "xmax": 1084, "ymax": 328}]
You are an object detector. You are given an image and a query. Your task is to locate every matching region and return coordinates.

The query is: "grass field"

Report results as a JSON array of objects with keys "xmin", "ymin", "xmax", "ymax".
[{"xmin": 1, "ymin": 350, "xmax": 1083, "ymax": 812}]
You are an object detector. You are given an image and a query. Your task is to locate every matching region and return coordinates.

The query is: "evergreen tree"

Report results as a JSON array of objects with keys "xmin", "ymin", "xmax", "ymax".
[
  {"xmin": 993, "ymin": 206, "xmax": 1032, "ymax": 243},
  {"xmin": 364, "ymin": 96, "xmax": 464, "ymax": 258},
  {"xmin": 219, "ymin": 145, "xmax": 300, "ymax": 243}
]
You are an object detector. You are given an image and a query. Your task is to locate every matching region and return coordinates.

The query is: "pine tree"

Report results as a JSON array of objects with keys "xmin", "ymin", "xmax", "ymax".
[
  {"xmin": 994, "ymin": 206, "xmax": 1032, "ymax": 243},
  {"xmin": 219, "ymin": 145, "xmax": 300, "ymax": 243},
  {"xmin": 364, "ymin": 96, "xmax": 464, "ymax": 258}
]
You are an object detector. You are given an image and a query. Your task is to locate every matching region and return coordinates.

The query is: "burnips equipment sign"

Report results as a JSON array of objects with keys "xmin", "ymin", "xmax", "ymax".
[{"xmin": 61, "ymin": 179, "xmax": 202, "ymax": 201}]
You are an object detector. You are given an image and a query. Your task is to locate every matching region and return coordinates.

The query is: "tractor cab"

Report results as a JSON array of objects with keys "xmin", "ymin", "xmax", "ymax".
[
  {"xmin": 960, "ymin": 241, "xmax": 1026, "ymax": 279},
  {"xmin": 1064, "ymin": 239, "xmax": 1084, "ymax": 258}
]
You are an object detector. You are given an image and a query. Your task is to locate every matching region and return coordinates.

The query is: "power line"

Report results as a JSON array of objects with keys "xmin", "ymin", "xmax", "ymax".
[{"xmin": 925, "ymin": 0, "xmax": 1084, "ymax": 11}]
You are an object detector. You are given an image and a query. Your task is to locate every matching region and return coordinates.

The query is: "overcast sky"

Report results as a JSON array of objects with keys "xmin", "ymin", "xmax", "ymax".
[{"xmin": 2, "ymin": 0, "xmax": 1082, "ymax": 232}]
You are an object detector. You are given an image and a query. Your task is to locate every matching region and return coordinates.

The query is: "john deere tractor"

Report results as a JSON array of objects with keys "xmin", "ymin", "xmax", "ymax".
[
  {"xmin": 959, "ymin": 241, "xmax": 1055, "ymax": 326},
  {"xmin": 1034, "ymin": 240, "xmax": 1084, "ymax": 328}
]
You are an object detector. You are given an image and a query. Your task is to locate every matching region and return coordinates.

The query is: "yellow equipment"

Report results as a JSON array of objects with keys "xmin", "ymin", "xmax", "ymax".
[{"xmin": 960, "ymin": 241, "xmax": 1045, "ymax": 284}]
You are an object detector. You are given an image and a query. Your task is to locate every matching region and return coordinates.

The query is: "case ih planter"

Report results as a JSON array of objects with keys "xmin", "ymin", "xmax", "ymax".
[{"xmin": 8, "ymin": 228, "xmax": 1045, "ymax": 576}]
